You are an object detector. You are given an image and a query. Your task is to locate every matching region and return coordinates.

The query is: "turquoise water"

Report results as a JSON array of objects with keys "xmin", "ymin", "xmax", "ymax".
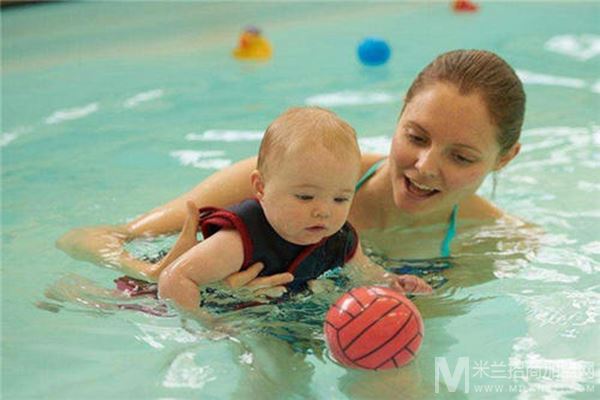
[{"xmin": 2, "ymin": 1, "xmax": 599, "ymax": 399}]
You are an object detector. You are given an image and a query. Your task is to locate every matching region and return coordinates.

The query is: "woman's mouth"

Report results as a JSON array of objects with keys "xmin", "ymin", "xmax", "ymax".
[{"xmin": 404, "ymin": 176, "xmax": 440, "ymax": 198}]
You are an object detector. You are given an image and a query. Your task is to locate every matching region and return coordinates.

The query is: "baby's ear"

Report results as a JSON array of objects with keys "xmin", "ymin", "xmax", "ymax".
[{"xmin": 250, "ymin": 170, "xmax": 265, "ymax": 199}]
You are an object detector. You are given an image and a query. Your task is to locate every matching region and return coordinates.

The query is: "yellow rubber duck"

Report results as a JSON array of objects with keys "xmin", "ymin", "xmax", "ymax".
[{"xmin": 233, "ymin": 26, "xmax": 272, "ymax": 61}]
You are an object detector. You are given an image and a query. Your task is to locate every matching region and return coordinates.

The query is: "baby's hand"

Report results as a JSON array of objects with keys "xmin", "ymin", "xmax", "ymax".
[{"xmin": 390, "ymin": 274, "xmax": 433, "ymax": 295}]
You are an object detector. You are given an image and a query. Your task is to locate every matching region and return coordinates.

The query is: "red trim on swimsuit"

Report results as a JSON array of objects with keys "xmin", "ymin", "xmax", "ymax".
[
  {"xmin": 286, "ymin": 238, "xmax": 327, "ymax": 275},
  {"xmin": 198, "ymin": 207, "xmax": 254, "ymax": 270}
]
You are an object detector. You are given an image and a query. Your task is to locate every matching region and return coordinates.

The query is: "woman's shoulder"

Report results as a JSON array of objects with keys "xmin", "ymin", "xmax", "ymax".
[
  {"xmin": 459, "ymin": 195, "xmax": 503, "ymax": 220},
  {"xmin": 454, "ymin": 196, "xmax": 542, "ymax": 267},
  {"xmin": 360, "ymin": 153, "xmax": 387, "ymax": 172},
  {"xmin": 458, "ymin": 194, "xmax": 529, "ymax": 227}
]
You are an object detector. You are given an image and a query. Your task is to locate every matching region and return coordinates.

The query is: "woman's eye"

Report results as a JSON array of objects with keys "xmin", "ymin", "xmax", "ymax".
[
  {"xmin": 295, "ymin": 194, "xmax": 314, "ymax": 201},
  {"xmin": 407, "ymin": 134, "xmax": 427, "ymax": 145},
  {"xmin": 453, "ymin": 154, "xmax": 475, "ymax": 164}
]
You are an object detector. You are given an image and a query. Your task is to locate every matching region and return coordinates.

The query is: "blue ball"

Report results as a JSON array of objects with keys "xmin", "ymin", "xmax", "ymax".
[{"xmin": 357, "ymin": 37, "xmax": 391, "ymax": 66}]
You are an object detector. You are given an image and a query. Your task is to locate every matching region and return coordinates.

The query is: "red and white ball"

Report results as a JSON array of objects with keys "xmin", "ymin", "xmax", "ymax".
[{"xmin": 324, "ymin": 286, "xmax": 424, "ymax": 370}]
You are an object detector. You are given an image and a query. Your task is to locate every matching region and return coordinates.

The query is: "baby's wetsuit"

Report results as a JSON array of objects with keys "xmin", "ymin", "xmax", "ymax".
[{"xmin": 198, "ymin": 198, "xmax": 359, "ymax": 292}]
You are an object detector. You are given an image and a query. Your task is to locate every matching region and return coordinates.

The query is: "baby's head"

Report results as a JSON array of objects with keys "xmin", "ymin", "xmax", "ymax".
[{"xmin": 251, "ymin": 107, "xmax": 362, "ymax": 245}]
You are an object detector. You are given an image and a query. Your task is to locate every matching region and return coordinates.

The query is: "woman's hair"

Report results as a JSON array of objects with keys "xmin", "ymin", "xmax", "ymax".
[
  {"xmin": 403, "ymin": 49, "xmax": 525, "ymax": 154},
  {"xmin": 257, "ymin": 106, "xmax": 361, "ymax": 177}
]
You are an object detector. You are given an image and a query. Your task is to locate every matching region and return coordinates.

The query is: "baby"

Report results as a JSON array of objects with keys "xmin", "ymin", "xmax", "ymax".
[{"xmin": 158, "ymin": 107, "xmax": 431, "ymax": 312}]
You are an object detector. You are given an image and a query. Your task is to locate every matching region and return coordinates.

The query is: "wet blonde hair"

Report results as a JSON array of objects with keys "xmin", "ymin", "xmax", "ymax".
[{"xmin": 257, "ymin": 107, "xmax": 361, "ymax": 177}]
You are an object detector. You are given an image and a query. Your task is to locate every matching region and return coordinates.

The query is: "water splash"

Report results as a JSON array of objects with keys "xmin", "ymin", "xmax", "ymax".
[{"xmin": 162, "ymin": 352, "xmax": 217, "ymax": 389}]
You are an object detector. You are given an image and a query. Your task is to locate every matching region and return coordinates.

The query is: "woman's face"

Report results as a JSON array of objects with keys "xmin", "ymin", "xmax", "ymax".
[{"xmin": 389, "ymin": 83, "xmax": 509, "ymax": 216}]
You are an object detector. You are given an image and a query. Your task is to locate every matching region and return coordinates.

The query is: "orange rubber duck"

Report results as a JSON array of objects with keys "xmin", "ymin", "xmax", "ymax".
[
  {"xmin": 233, "ymin": 26, "xmax": 272, "ymax": 61},
  {"xmin": 452, "ymin": 0, "xmax": 479, "ymax": 12}
]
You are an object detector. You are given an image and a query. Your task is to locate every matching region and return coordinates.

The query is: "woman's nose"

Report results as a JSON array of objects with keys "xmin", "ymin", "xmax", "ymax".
[{"xmin": 415, "ymin": 149, "xmax": 439, "ymax": 178}]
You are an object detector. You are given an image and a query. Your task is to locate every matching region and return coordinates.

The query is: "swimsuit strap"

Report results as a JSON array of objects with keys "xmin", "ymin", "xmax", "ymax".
[
  {"xmin": 355, "ymin": 158, "xmax": 386, "ymax": 191},
  {"xmin": 440, "ymin": 205, "xmax": 458, "ymax": 258}
]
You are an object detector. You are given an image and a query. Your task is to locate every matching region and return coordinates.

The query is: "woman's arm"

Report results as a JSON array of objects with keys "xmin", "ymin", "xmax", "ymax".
[
  {"xmin": 56, "ymin": 157, "xmax": 258, "ymax": 278},
  {"xmin": 345, "ymin": 244, "xmax": 432, "ymax": 294},
  {"xmin": 128, "ymin": 157, "xmax": 259, "ymax": 236}
]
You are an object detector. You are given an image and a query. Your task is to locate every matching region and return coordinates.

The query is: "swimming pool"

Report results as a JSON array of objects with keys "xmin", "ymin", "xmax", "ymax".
[{"xmin": 2, "ymin": 1, "xmax": 599, "ymax": 399}]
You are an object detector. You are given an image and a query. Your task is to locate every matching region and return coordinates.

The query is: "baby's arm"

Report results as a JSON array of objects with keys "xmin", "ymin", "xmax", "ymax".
[
  {"xmin": 158, "ymin": 229, "xmax": 245, "ymax": 311},
  {"xmin": 345, "ymin": 243, "xmax": 432, "ymax": 294}
]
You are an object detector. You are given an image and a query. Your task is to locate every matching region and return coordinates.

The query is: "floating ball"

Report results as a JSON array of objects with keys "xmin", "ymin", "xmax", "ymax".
[
  {"xmin": 324, "ymin": 286, "xmax": 424, "ymax": 370},
  {"xmin": 357, "ymin": 37, "xmax": 391, "ymax": 66}
]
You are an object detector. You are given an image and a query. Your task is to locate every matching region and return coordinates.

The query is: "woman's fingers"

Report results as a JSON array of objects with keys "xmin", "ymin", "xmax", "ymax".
[
  {"xmin": 244, "ymin": 272, "xmax": 294, "ymax": 289},
  {"xmin": 390, "ymin": 280, "xmax": 407, "ymax": 294},
  {"xmin": 223, "ymin": 262, "xmax": 295, "ymax": 294},
  {"xmin": 223, "ymin": 262, "xmax": 265, "ymax": 289},
  {"xmin": 394, "ymin": 275, "xmax": 433, "ymax": 294}
]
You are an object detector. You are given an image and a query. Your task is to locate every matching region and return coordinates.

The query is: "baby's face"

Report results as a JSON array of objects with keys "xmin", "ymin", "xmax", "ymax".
[{"xmin": 258, "ymin": 145, "xmax": 360, "ymax": 245}]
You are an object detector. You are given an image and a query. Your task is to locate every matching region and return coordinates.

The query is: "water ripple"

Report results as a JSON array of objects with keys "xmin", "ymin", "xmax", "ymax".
[
  {"xmin": 123, "ymin": 89, "xmax": 164, "ymax": 108},
  {"xmin": 358, "ymin": 135, "xmax": 391, "ymax": 154},
  {"xmin": 305, "ymin": 91, "xmax": 400, "ymax": 107},
  {"xmin": 45, "ymin": 102, "xmax": 99, "ymax": 125},
  {"xmin": 185, "ymin": 130, "xmax": 263, "ymax": 142},
  {"xmin": 544, "ymin": 34, "xmax": 600, "ymax": 61},
  {"xmin": 517, "ymin": 69, "xmax": 586, "ymax": 89},
  {"xmin": 509, "ymin": 336, "xmax": 597, "ymax": 398},
  {"xmin": 170, "ymin": 150, "xmax": 231, "ymax": 169},
  {"xmin": 0, "ymin": 126, "xmax": 32, "ymax": 148}
]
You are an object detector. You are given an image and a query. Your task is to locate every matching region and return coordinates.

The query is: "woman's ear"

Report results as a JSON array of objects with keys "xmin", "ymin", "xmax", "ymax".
[
  {"xmin": 250, "ymin": 169, "xmax": 265, "ymax": 199},
  {"xmin": 495, "ymin": 143, "xmax": 521, "ymax": 171}
]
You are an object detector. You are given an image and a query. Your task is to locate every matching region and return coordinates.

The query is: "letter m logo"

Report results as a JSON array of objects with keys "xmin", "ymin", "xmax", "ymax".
[{"xmin": 435, "ymin": 357, "xmax": 470, "ymax": 393}]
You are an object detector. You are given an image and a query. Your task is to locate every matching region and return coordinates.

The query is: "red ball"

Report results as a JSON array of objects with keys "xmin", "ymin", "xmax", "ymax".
[{"xmin": 324, "ymin": 286, "xmax": 424, "ymax": 370}]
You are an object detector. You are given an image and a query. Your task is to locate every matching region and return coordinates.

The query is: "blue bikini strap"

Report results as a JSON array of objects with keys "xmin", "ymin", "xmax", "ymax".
[
  {"xmin": 440, "ymin": 205, "xmax": 458, "ymax": 258},
  {"xmin": 355, "ymin": 158, "xmax": 386, "ymax": 191}
]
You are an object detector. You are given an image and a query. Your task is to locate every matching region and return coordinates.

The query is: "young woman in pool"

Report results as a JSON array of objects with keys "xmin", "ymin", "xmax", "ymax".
[{"xmin": 57, "ymin": 49, "xmax": 526, "ymax": 294}]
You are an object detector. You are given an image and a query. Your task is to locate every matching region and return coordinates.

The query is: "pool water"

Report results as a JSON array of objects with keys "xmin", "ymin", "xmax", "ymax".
[{"xmin": 2, "ymin": 1, "xmax": 599, "ymax": 399}]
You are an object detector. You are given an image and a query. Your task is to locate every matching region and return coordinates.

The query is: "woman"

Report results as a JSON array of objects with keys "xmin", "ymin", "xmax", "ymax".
[{"xmin": 57, "ymin": 49, "xmax": 526, "ymax": 293}]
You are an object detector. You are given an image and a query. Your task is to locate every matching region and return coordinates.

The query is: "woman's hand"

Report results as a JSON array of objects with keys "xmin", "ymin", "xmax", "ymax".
[
  {"xmin": 390, "ymin": 274, "xmax": 433, "ymax": 295},
  {"xmin": 223, "ymin": 262, "xmax": 294, "ymax": 299},
  {"xmin": 56, "ymin": 225, "xmax": 127, "ymax": 264},
  {"xmin": 56, "ymin": 225, "xmax": 158, "ymax": 280}
]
